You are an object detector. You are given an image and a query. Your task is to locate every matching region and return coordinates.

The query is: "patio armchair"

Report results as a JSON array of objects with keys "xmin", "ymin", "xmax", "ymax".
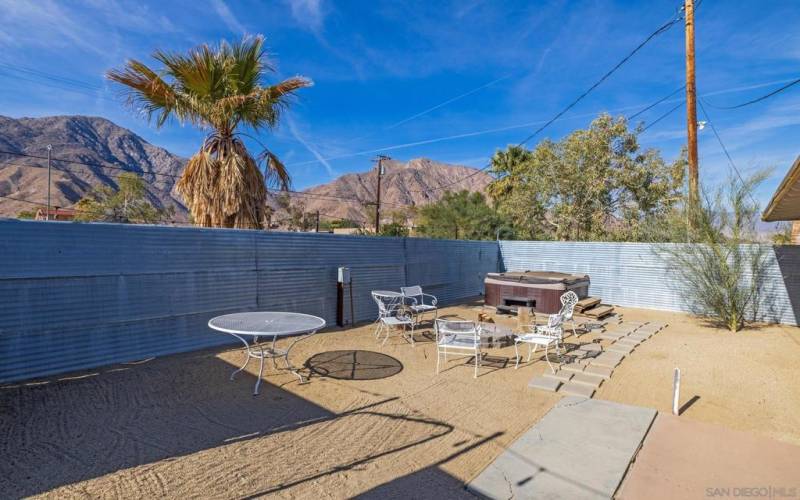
[
  {"xmin": 514, "ymin": 309, "xmax": 566, "ymax": 373},
  {"xmin": 400, "ymin": 285, "xmax": 438, "ymax": 323},
  {"xmin": 372, "ymin": 291, "xmax": 416, "ymax": 346},
  {"xmin": 560, "ymin": 291, "xmax": 580, "ymax": 338},
  {"xmin": 435, "ymin": 319, "xmax": 483, "ymax": 378}
]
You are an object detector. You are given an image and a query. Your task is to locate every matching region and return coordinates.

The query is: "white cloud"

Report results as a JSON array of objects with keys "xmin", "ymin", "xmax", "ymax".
[
  {"xmin": 284, "ymin": 0, "xmax": 325, "ymax": 33},
  {"xmin": 210, "ymin": 0, "xmax": 246, "ymax": 35}
]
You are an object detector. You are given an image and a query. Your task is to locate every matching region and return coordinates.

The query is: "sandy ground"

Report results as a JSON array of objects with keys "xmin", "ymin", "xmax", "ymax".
[
  {"xmin": 594, "ymin": 307, "xmax": 800, "ymax": 446},
  {"xmin": 1, "ymin": 302, "xmax": 798, "ymax": 498}
]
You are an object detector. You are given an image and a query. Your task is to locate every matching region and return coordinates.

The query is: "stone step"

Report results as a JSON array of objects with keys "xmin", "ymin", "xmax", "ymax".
[
  {"xmin": 570, "ymin": 372, "xmax": 605, "ymax": 389},
  {"xmin": 584, "ymin": 365, "xmax": 614, "ymax": 379},
  {"xmin": 592, "ymin": 351, "xmax": 625, "ymax": 368},
  {"xmin": 560, "ymin": 361, "xmax": 586, "ymax": 374},
  {"xmin": 543, "ymin": 370, "xmax": 573, "ymax": 383},
  {"xmin": 529, "ymin": 376, "xmax": 562, "ymax": 392},
  {"xmin": 576, "ymin": 343, "xmax": 602, "ymax": 353},
  {"xmin": 559, "ymin": 382, "xmax": 595, "ymax": 398},
  {"xmin": 607, "ymin": 343, "xmax": 635, "ymax": 355},
  {"xmin": 616, "ymin": 337, "xmax": 640, "ymax": 348}
]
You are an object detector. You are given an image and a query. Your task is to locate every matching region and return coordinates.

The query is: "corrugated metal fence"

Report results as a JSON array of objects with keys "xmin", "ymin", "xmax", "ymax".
[
  {"xmin": 0, "ymin": 220, "xmax": 498, "ymax": 382},
  {"xmin": 3, "ymin": 220, "xmax": 798, "ymax": 383},
  {"xmin": 499, "ymin": 241, "xmax": 800, "ymax": 326}
]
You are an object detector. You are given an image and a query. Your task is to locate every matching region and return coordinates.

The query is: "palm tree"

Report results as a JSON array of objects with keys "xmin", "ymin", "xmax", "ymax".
[{"xmin": 107, "ymin": 36, "xmax": 312, "ymax": 228}]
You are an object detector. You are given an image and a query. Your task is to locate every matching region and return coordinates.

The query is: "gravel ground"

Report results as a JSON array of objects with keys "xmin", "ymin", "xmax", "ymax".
[{"xmin": 1, "ymin": 302, "xmax": 797, "ymax": 498}]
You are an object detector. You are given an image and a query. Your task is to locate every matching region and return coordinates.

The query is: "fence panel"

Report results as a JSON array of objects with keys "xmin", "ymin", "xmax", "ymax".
[{"xmin": 0, "ymin": 220, "xmax": 498, "ymax": 382}]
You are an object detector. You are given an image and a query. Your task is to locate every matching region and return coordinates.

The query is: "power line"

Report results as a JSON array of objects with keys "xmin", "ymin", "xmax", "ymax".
[
  {"xmin": 405, "ymin": 3, "xmax": 688, "ymax": 195},
  {"xmin": 702, "ymin": 76, "xmax": 800, "ymax": 110},
  {"xmin": 0, "ymin": 149, "xmax": 182, "ymax": 179},
  {"xmin": 516, "ymin": 8, "xmax": 686, "ymax": 147},
  {"xmin": 697, "ymin": 98, "xmax": 758, "ymax": 205},
  {"xmin": 639, "ymin": 100, "xmax": 685, "ymax": 133},
  {"xmin": 629, "ymin": 85, "xmax": 686, "ymax": 120}
]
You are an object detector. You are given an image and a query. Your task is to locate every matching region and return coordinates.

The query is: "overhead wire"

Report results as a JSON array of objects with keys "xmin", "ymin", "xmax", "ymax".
[
  {"xmin": 404, "ymin": 2, "xmax": 690, "ymax": 195},
  {"xmin": 697, "ymin": 98, "xmax": 758, "ymax": 205},
  {"xmin": 702, "ymin": 76, "xmax": 800, "ymax": 110}
]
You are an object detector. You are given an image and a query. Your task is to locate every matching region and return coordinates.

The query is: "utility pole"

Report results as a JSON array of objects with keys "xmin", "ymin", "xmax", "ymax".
[
  {"xmin": 373, "ymin": 155, "xmax": 389, "ymax": 234},
  {"xmin": 685, "ymin": 0, "xmax": 699, "ymax": 209},
  {"xmin": 46, "ymin": 145, "xmax": 52, "ymax": 221},
  {"xmin": 315, "ymin": 210, "xmax": 320, "ymax": 232}
]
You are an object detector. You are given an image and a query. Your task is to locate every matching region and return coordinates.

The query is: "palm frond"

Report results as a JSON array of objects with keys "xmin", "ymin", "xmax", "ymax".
[{"xmin": 110, "ymin": 35, "xmax": 309, "ymax": 228}]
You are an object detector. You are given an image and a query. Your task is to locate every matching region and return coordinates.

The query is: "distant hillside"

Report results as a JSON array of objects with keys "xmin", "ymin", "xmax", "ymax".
[
  {"xmin": 0, "ymin": 115, "xmax": 493, "ymax": 225},
  {"xmin": 281, "ymin": 158, "xmax": 493, "ymax": 223},
  {"xmin": 0, "ymin": 115, "xmax": 186, "ymax": 218}
]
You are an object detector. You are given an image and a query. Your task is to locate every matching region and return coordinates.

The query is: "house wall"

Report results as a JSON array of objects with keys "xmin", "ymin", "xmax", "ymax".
[{"xmin": 0, "ymin": 220, "xmax": 499, "ymax": 382}]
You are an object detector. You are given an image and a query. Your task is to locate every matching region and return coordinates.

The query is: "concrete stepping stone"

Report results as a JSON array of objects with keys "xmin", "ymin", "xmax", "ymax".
[
  {"xmin": 593, "ymin": 351, "xmax": 625, "ymax": 368},
  {"xmin": 560, "ymin": 361, "xmax": 586, "ymax": 374},
  {"xmin": 571, "ymin": 372, "xmax": 604, "ymax": 389},
  {"xmin": 576, "ymin": 343, "xmax": 602, "ymax": 353},
  {"xmin": 559, "ymin": 382, "xmax": 595, "ymax": 398},
  {"xmin": 543, "ymin": 370, "xmax": 573, "ymax": 383},
  {"xmin": 608, "ymin": 343, "xmax": 635, "ymax": 355},
  {"xmin": 600, "ymin": 332, "xmax": 629, "ymax": 341},
  {"xmin": 584, "ymin": 365, "xmax": 613, "ymax": 379},
  {"xmin": 616, "ymin": 337, "xmax": 640, "ymax": 347},
  {"xmin": 529, "ymin": 376, "xmax": 562, "ymax": 392},
  {"xmin": 628, "ymin": 333, "xmax": 651, "ymax": 342},
  {"xmin": 468, "ymin": 397, "xmax": 657, "ymax": 499}
]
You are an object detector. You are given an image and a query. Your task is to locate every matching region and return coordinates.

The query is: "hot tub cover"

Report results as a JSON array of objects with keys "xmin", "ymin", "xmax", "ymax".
[{"xmin": 487, "ymin": 271, "xmax": 588, "ymax": 286}]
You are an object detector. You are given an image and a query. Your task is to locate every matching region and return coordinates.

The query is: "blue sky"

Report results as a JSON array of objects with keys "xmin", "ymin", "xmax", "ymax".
[{"xmin": 1, "ymin": 0, "xmax": 799, "ymax": 205}]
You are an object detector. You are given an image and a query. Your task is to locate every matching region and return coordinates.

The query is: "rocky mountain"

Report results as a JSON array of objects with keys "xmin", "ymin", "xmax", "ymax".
[
  {"xmin": 281, "ymin": 158, "xmax": 493, "ymax": 223},
  {"xmin": 0, "ymin": 115, "xmax": 492, "ymax": 225},
  {"xmin": 0, "ymin": 115, "xmax": 187, "ymax": 218}
]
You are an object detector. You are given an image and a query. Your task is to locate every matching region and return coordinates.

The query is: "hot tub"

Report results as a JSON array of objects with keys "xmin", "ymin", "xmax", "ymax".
[{"xmin": 484, "ymin": 271, "xmax": 590, "ymax": 314}]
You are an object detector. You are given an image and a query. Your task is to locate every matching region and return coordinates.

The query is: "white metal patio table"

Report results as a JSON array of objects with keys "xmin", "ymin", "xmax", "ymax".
[{"xmin": 208, "ymin": 312, "xmax": 326, "ymax": 395}]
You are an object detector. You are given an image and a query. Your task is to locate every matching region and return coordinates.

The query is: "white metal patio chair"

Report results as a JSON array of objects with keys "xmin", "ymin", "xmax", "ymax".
[
  {"xmin": 514, "ymin": 309, "xmax": 566, "ymax": 373},
  {"xmin": 560, "ymin": 290, "xmax": 580, "ymax": 338},
  {"xmin": 435, "ymin": 319, "xmax": 483, "ymax": 378},
  {"xmin": 400, "ymin": 285, "xmax": 438, "ymax": 324},
  {"xmin": 372, "ymin": 291, "xmax": 416, "ymax": 346}
]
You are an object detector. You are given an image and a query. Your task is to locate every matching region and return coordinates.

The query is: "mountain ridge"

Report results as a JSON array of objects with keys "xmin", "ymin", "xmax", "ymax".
[{"xmin": 0, "ymin": 115, "xmax": 492, "ymax": 223}]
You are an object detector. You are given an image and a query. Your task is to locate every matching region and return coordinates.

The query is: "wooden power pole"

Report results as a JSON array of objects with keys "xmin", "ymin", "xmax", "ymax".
[
  {"xmin": 685, "ymin": 0, "xmax": 699, "ymax": 208},
  {"xmin": 373, "ymin": 155, "xmax": 389, "ymax": 234}
]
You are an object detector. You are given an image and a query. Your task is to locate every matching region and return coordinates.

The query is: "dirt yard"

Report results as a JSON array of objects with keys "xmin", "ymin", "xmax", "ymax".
[{"xmin": 1, "ymin": 301, "xmax": 798, "ymax": 498}]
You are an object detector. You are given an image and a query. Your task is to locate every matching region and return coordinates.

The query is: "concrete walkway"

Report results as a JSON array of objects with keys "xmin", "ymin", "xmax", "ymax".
[
  {"xmin": 467, "ymin": 397, "xmax": 656, "ymax": 499},
  {"xmin": 618, "ymin": 413, "xmax": 800, "ymax": 499}
]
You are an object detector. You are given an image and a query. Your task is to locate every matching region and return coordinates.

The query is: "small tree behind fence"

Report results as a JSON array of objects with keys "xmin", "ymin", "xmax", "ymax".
[{"xmin": 656, "ymin": 171, "xmax": 772, "ymax": 332}]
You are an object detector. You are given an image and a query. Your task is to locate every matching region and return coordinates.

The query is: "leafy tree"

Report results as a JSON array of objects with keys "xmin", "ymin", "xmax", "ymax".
[
  {"xmin": 274, "ymin": 193, "xmax": 314, "ymax": 231},
  {"xmin": 771, "ymin": 222, "xmax": 794, "ymax": 245},
  {"xmin": 488, "ymin": 114, "xmax": 686, "ymax": 241},
  {"xmin": 74, "ymin": 173, "xmax": 174, "ymax": 224},
  {"xmin": 107, "ymin": 36, "xmax": 311, "ymax": 229},
  {"xmin": 16, "ymin": 210, "xmax": 36, "ymax": 219},
  {"xmin": 658, "ymin": 171, "xmax": 772, "ymax": 331},
  {"xmin": 417, "ymin": 190, "xmax": 504, "ymax": 240}
]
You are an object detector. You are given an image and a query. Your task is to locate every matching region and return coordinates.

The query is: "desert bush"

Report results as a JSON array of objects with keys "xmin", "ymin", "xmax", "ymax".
[{"xmin": 658, "ymin": 171, "xmax": 771, "ymax": 331}]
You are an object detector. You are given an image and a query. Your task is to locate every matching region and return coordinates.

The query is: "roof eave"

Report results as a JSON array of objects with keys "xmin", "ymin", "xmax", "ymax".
[{"xmin": 762, "ymin": 155, "xmax": 800, "ymax": 222}]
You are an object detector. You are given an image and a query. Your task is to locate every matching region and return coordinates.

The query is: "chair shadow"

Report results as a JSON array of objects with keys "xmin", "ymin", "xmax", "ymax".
[{"xmin": 0, "ymin": 346, "xmax": 451, "ymax": 498}]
